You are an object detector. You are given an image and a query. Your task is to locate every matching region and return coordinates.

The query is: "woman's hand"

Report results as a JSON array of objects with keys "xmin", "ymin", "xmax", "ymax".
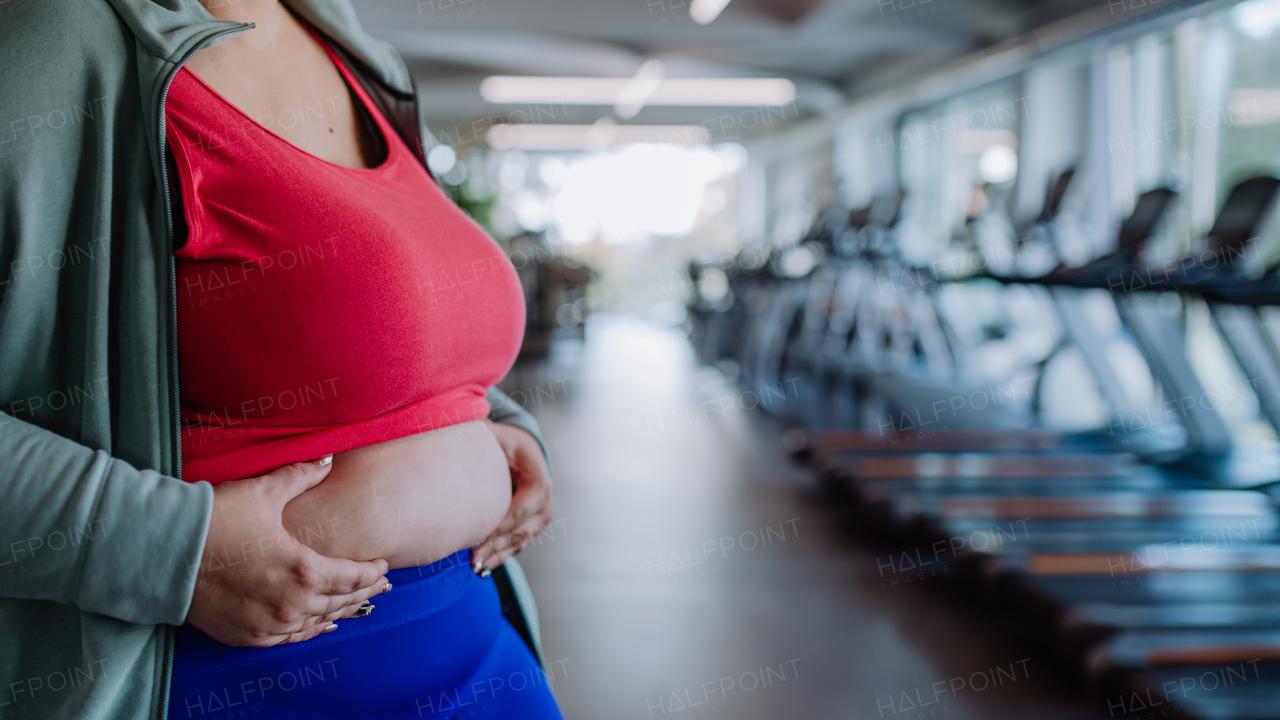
[
  {"xmin": 473, "ymin": 421, "xmax": 554, "ymax": 573},
  {"xmin": 186, "ymin": 459, "xmax": 392, "ymax": 646}
]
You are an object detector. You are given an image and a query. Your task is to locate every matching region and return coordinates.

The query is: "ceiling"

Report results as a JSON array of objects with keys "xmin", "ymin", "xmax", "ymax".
[{"xmin": 349, "ymin": 0, "xmax": 1113, "ymax": 145}]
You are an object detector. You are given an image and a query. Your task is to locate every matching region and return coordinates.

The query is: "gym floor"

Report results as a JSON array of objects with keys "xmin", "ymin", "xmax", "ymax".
[{"xmin": 506, "ymin": 314, "xmax": 1107, "ymax": 720}]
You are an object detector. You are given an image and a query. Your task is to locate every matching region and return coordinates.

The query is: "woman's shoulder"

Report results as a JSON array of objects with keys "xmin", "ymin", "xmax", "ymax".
[
  {"xmin": 1, "ymin": 1, "xmax": 132, "ymax": 97},
  {"xmin": 0, "ymin": 1, "xmax": 141, "ymax": 180}
]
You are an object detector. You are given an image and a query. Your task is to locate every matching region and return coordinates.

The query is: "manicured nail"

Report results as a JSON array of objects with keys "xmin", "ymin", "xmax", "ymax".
[
  {"xmin": 312, "ymin": 455, "xmax": 333, "ymax": 466},
  {"xmin": 355, "ymin": 603, "xmax": 375, "ymax": 617},
  {"xmin": 473, "ymin": 558, "xmax": 484, "ymax": 573},
  {"xmin": 321, "ymin": 622, "xmax": 338, "ymax": 632},
  {"xmin": 479, "ymin": 566, "xmax": 492, "ymax": 579},
  {"xmin": 381, "ymin": 582, "xmax": 393, "ymax": 594}
]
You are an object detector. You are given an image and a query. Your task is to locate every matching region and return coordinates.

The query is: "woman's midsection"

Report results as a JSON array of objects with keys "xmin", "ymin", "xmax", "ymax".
[{"xmin": 281, "ymin": 420, "xmax": 511, "ymax": 568}]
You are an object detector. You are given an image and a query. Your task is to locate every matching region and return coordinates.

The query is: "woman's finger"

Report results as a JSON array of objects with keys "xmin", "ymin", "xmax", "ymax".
[
  {"xmin": 485, "ymin": 509, "xmax": 523, "ymax": 541},
  {"xmin": 488, "ymin": 511, "xmax": 551, "ymax": 555},
  {"xmin": 321, "ymin": 600, "xmax": 376, "ymax": 623},
  {"xmin": 482, "ymin": 545, "xmax": 514, "ymax": 568},
  {"xmin": 474, "ymin": 525, "xmax": 528, "ymax": 566},
  {"xmin": 309, "ymin": 553, "xmax": 390, "ymax": 596},
  {"xmin": 471, "ymin": 438, "xmax": 554, "ymax": 572},
  {"xmin": 306, "ymin": 571, "xmax": 391, "ymax": 619},
  {"xmin": 255, "ymin": 616, "xmax": 341, "ymax": 647},
  {"xmin": 476, "ymin": 516, "xmax": 550, "ymax": 568},
  {"xmin": 471, "ymin": 498, "xmax": 539, "ymax": 568},
  {"xmin": 472, "ymin": 536, "xmax": 504, "ymax": 570},
  {"xmin": 490, "ymin": 482, "xmax": 550, "ymax": 538},
  {"xmin": 250, "ymin": 597, "xmax": 376, "ymax": 648}
]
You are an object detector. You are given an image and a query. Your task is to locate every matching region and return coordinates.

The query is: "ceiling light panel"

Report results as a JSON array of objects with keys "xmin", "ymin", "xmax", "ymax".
[{"xmin": 480, "ymin": 76, "xmax": 796, "ymax": 107}]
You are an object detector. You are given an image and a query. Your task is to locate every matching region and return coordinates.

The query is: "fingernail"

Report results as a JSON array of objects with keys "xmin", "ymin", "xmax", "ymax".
[
  {"xmin": 322, "ymin": 622, "xmax": 338, "ymax": 632},
  {"xmin": 312, "ymin": 455, "xmax": 333, "ymax": 466},
  {"xmin": 473, "ymin": 558, "xmax": 484, "ymax": 573},
  {"xmin": 479, "ymin": 566, "xmax": 492, "ymax": 579},
  {"xmin": 355, "ymin": 603, "xmax": 375, "ymax": 617},
  {"xmin": 381, "ymin": 582, "xmax": 393, "ymax": 594}
]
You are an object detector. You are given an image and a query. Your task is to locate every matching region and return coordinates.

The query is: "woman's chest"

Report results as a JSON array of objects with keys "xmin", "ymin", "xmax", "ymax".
[{"xmin": 175, "ymin": 170, "xmax": 526, "ymax": 419}]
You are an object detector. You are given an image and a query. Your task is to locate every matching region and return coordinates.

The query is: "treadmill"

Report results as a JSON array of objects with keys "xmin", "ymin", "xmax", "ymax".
[{"xmin": 809, "ymin": 177, "xmax": 1280, "ymax": 718}]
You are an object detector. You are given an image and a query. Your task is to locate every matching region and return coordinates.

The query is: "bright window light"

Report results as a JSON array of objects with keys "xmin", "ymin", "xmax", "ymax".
[
  {"xmin": 479, "ymin": 76, "xmax": 796, "ymax": 107},
  {"xmin": 691, "ymin": 0, "xmax": 732, "ymax": 24},
  {"xmin": 550, "ymin": 145, "xmax": 730, "ymax": 244},
  {"xmin": 538, "ymin": 156, "xmax": 568, "ymax": 187},
  {"xmin": 512, "ymin": 190, "xmax": 550, "ymax": 231},
  {"xmin": 1233, "ymin": 0, "xmax": 1280, "ymax": 38},
  {"xmin": 978, "ymin": 145, "xmax": 1018, "ymax": 184}
]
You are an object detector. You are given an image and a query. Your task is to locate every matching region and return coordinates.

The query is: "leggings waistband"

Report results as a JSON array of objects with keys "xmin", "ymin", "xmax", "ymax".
[{"xmin": 173, "ymin": 549, "xmax": 475, "ymax": 680}]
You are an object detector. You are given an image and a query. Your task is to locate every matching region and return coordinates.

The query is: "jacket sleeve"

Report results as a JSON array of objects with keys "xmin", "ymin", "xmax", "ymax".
[
  {"xmin": 486, "ymin": 387, "xmax": 554, "ymax": 479},
  {"xmin": 0, "ymin": 413, "xmax": 211, "ymax": 626}
]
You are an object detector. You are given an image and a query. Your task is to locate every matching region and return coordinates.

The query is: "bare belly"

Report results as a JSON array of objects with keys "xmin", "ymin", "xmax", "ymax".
[{"xmin": 281, "ymin": 421, "xmax": 512, "ymax": 568}]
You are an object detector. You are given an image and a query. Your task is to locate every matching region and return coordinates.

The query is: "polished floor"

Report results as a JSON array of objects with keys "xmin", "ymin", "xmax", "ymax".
[{"xmin": 504, "ymin": 313, "xmax": 1102, "ymax": 720}]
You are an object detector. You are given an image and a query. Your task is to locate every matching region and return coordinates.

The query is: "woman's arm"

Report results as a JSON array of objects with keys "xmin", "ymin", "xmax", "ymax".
[
  {"xmin": 0, "ymin": 413, "xmax": 390, "ymax": 646},
  {"xmin": 0, "ymin": 414, "xmax": 207, "ymax": 625}
]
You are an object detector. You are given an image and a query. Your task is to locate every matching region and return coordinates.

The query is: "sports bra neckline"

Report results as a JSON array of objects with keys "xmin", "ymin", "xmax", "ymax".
[{"xmin": 177, "ymin": 32, "xmax": 397, "ymax": 174}]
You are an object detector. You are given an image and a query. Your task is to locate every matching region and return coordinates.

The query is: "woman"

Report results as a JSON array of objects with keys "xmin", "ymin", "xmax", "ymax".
[{"xmin": 0, "ymin": 1, "xmax": 559, "ymax": 718}]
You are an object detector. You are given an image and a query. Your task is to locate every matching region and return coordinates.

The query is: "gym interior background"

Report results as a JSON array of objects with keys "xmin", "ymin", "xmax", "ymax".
[{"xmin": 355, "ymin": 0, "xmax": 1280, "ymax": 717}]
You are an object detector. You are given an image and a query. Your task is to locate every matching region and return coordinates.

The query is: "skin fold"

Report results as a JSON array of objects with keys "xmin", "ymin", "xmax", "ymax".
[{"xmin": 282, "ymin": 421, "xmax": 514, "ymax": 569}]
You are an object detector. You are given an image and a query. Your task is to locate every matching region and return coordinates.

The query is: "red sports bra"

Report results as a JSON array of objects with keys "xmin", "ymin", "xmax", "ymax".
[{"xmin": 167, "ymin": 39, "xmax": 525, "ymax": 484}]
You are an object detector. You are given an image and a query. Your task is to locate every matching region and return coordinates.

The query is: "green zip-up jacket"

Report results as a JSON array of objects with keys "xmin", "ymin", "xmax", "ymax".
[{"xmin": 0, "ymin": 2, "xmax": 548, "ymax": 718}]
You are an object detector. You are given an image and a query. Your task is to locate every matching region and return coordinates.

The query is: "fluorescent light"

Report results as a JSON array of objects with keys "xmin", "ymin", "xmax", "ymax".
[
  {"xmin": 487, "ymin": 121, "xmax": 711, "ymax": 151},
  {"xmin": 481, "ymin": 77, "xmax": 628, "ymax": 105},
  {"xmin": 690, "ymin": 0, "xmax": 732, "ymax": 24},
  {"xmin": 649, "ymin": 79, "xmax": 795, "ymax": 106},
  {"xmin": 615, "ymin": 60, "xmax": 665, "ymax": 120},
  {"xmin": 480, "ymin": 76, "xmax": 795, "ymax": 107}
]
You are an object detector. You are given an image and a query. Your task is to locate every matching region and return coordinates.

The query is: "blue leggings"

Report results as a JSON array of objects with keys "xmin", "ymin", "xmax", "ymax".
[{"xmin": 168, "ymin": 550, "xmax": 564, "ymax": 720}]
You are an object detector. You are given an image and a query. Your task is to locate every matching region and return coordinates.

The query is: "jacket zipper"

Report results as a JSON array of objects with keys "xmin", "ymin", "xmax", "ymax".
[{"xmin": 156, "ymin": 23, "xmax": 253, "ymax": 720}]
